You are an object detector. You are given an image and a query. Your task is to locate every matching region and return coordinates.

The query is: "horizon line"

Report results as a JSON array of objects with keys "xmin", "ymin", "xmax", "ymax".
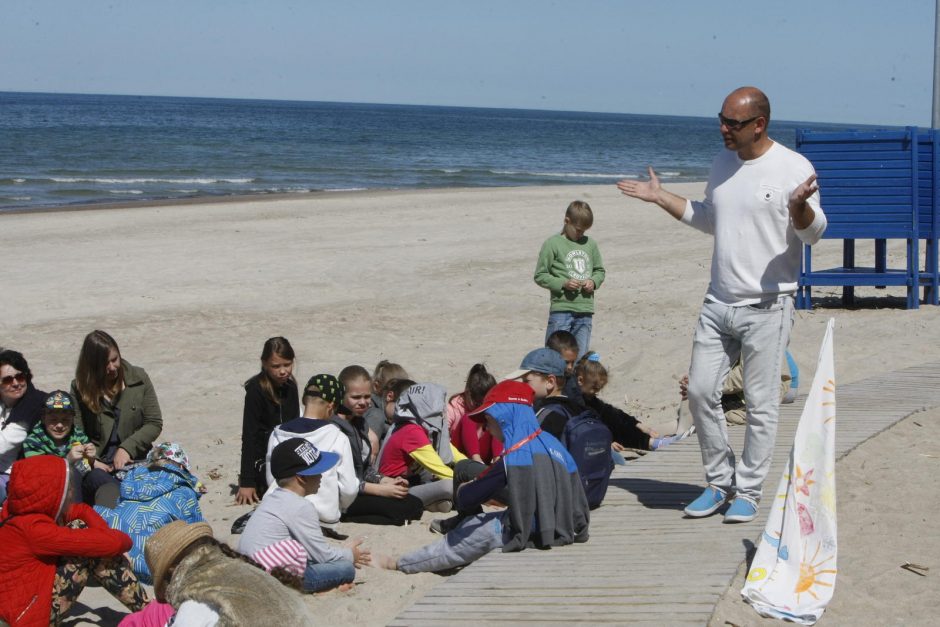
[{"xmin": 0, "ymin": 89, "xmax": 896, "ymax": 129}]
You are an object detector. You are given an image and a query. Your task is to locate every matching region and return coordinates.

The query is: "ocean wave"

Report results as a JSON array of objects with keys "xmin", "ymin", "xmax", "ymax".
[
  {"xmin": 49, "ymin": 177, "xmax": 254, "ymax": 185},
  {"xmin": 490, "ymin": 170, "xmax": 637, "ymax": 179},
  {"xmin": 324, "ymin": 187, "xmax": 367, "ymax": 192},
  {"xmin": 109, "ymin": 189, "xmax": 144, "ymax": 194}
]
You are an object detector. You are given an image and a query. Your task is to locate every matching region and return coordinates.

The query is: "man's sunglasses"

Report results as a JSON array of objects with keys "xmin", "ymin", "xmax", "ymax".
[
  {"xmin": 718, "ymin": 113, "xmax": 759, "ymax": 131},
  {"xmin": 1, "ymin": 372, "xmax": 26, "ymax": 386}
]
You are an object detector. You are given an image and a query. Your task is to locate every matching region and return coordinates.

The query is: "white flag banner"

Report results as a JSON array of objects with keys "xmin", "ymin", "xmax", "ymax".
[{"xmin": 742, "ymin": 318, "xmax": 837, "ymax": 624}]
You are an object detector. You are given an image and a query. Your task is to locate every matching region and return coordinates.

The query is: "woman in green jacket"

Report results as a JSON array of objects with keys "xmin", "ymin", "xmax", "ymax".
[{"xmin": 71, "ymin": 330, "xmax": 163, "ymax": 473}]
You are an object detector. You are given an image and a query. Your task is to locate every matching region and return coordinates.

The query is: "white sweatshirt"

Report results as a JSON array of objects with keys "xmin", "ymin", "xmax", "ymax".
[{"xmin": 683, "ymin": 141, "xmax": 827, "ymax": 305}]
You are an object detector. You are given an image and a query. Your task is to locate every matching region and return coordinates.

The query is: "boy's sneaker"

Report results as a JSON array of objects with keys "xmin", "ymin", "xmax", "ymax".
[
  {"xmin": 723, "ymin": 496, "xmax": 758, "ymax": 523},
  {"xmin": 230, "ymin": 509, "xmax": 254, "ymax": 534},
  {"xmin": 429, "ymin": 516, "xmax": 461, "ymax": 535},
  {"xmin": 683, "ymin": 486, "xmax": 729, "ymax": 518}
]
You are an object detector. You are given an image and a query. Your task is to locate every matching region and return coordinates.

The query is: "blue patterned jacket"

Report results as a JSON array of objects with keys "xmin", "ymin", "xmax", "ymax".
[{"xmin": 95, "ymin": 463, "xmax": 204, "ymax": 582}]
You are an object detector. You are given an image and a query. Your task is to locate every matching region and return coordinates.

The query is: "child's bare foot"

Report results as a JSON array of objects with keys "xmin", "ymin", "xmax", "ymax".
[{"xmin": 373, "ymin": 553, "xmax": 399, "ymax": 571}]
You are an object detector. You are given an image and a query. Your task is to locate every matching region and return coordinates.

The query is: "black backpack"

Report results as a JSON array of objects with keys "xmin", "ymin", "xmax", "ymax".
[{"xmin": 540, "ymin": 401, "xmax": 614, "ymax": 509}]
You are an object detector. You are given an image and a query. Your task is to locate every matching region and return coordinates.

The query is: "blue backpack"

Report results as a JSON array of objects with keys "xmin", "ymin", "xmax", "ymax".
[{"xmin": 540, "ymin": 402, "xmax": 614, "ymax": 509}]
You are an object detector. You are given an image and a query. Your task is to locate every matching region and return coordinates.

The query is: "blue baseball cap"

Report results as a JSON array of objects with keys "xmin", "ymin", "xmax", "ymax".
[{"xmin": 503, "ymin": 347, "xmax": 567, "ymax": 380}]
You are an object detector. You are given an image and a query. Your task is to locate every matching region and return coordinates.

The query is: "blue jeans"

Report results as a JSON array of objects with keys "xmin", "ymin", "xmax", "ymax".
[
  {"xmin": 545, "ymin": 311, "xmax": 593, "ymax": 358},
  {"xmin": 397, "ymin": 511, "xmax": 506, "ymax": 574},
  {"xmin": 687, "ymin": 295, "xmax": 794, "ymax": 503},
  {"xmin": 302, "ymin": 559, "xmax": 355, "ymax": 592}
]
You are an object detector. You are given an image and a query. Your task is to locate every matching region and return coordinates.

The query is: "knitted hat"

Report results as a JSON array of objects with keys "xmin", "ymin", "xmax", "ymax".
[
  {"xmin": 145, "ymin": 520, "xmax": 214, "ymax": 601},
  {"xmin": 146, "ymin": 442, "xmax": 192, "ymax": 473},
  {"xmin": 304, "ymin": 374, "xmax": 345, "ymax": 405}
]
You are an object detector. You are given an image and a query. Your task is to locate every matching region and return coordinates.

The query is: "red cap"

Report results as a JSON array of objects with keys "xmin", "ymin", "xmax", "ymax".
[{"xmin": 468, "ymin": 380, "xmax": 535, "ymax": 422}]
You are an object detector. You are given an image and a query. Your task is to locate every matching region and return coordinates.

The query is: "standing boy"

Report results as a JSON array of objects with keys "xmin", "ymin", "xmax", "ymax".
[{"xmin": 534, "ymin": 201, "xmax": 606, "ymax": 358}]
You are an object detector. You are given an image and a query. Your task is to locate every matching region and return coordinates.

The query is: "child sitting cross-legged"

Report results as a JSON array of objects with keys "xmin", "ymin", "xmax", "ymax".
[{"xmin": 239, "ymin": 438, "xmax": 371, "ymax": 593}]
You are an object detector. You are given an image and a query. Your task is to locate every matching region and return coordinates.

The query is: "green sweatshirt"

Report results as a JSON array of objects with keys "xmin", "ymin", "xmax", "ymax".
[{"xmin": 534, "ymin": 233, "xmax": 606, "ymax": 313}]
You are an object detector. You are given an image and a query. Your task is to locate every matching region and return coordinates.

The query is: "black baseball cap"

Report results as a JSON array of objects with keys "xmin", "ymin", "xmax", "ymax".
[{"xmin": 270, "ymin": 438, "xmax": 339, "ymax": 480}]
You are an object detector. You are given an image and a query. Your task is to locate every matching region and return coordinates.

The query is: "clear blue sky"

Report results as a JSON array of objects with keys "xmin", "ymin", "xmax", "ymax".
[{"xmin": 1, "ymin": 0, "xmax": 935, "ymax": 125}]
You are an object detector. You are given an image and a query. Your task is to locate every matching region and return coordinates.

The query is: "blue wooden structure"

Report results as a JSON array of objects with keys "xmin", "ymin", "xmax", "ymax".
[{"xmin": 795, "ymin": 127, "xmax": 940, "ymax": 309}]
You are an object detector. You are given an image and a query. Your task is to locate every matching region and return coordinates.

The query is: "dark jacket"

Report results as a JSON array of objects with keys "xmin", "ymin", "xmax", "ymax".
[
  {"xmin": 329, "ymin": 414, "xmax": 380, "ymax": 484},
  {"xmin": 583, "ymin": 395, "xmax": 650, "ymax": 450},
  {"xmin": 238, "ymin": 373, "xmax": 299, "ymax": 489},
  {"xmin": 72, "ymin": 360, "xmax": 163, "ymax": 461}
]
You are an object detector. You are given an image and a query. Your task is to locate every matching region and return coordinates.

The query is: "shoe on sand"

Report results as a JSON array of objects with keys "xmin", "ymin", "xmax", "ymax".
[
  {"xmin": 683, "ymin": 486, "xmax": 729, "ymax": 518},
  {"xmin": 429, "ymin": 516, "xmax": 461, "ymax": 535},
  {"xmin": 723, "ymin": 496, "xmax": 758, "ymax": 523},
  {"xmin": 230, "ymin": 509, "xmax": 254, "ymax": 534}
]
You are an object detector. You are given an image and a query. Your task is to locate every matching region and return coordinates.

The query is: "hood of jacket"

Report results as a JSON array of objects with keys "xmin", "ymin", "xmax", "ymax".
[
  {"xmin": 1, "ymin": 455, "xmax": 71, "ymax": 522},
  {"xmin": 119, "ymin": 463, "xmax": 200, "ymax": 503},
  {"xmin": 393, "ymin": 382, "xmax": 452, "ymax": 464}
]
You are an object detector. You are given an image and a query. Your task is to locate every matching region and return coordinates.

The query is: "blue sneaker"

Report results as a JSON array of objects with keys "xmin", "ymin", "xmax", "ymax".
[
  {"xmin": 723, "ymin": 496, "xmax": 758, "ymax": 523},
  {"xmin": 683, "ymin": 486, "xmax": 729, "ymax": 518}
]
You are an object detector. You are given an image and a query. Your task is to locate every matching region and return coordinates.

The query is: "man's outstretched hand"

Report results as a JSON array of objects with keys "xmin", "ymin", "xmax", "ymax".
[{"xmin": 617, "ymin": 166, "xmax": 661, "ymax": 203}]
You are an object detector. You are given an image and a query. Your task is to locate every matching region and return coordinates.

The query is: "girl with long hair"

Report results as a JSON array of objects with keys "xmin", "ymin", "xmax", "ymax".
[
  {"xmin": 235, "ymin": 337, "xmax": 299, "ymax": 506},
  {"xmin": 71, "ymin": 330, "xmax": 163, "ymax": 474}
]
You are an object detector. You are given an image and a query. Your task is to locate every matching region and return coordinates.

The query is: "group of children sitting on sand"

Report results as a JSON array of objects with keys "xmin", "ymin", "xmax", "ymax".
[{"xmin": 0, "ymin": 324, "xmax": 681, "ymax": 626}]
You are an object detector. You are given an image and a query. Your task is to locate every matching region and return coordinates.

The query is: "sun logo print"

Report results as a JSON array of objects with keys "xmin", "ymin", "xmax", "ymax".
[{"xmin": 795, "ymin": 541, "xmax": 837, "ymax": 602}]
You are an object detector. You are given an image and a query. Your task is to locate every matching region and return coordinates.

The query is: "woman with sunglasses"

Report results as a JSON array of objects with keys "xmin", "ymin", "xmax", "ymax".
[
  {"xmin": 0, "ymin": 349, "xmax": 47, "ymax": 503},
  {"xmin": 71, "ymin": 330, "xmax": 163, "ymax": 476}
]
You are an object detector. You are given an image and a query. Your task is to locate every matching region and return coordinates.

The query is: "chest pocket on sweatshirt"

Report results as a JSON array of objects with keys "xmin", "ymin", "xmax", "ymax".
[{"xmin": 757, "ymin": 183, "xmax": 788, "ymax": 218}]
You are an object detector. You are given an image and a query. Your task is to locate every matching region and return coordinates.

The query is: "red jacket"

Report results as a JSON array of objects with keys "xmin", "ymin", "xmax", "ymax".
[{"xmin": 0, "ymin": 455, "xmax": 133, "ymax": 627}]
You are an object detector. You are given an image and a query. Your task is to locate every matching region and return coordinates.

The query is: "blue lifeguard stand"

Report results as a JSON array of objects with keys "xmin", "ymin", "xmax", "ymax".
[{"xmin": 795, "ymin": 127, "xmax": 940, "ymax": 309}]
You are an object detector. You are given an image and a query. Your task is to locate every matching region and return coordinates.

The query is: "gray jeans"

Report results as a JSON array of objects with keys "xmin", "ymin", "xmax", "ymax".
[
  {"xmin": 397, "ymin": 511, "xmax": 506, "ymax": 573},
  {"xmin": 687, "ymin": 295, "xmax": 794, "ymax": 502}
]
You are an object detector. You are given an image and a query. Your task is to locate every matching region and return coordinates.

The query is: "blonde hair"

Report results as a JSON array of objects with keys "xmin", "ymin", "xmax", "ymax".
[
  {"xmin": 372, "ymin": 360, "xmax": 408, "ymax": 390},
  {"xmin": 575, "ymin": 351, "xmax": 608, "ymax": 392},
  {"xmin": 565, "ymin": 200, "xmax": 594, "ymax": 229}
]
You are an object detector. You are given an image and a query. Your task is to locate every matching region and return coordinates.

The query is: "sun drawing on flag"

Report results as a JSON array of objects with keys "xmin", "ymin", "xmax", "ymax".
[
  {"xmin": 794, "ymin": 465, "xmax": 815, "ymax": 496},
  {"xmin": 795, "ymin": 541, "xmax": 837, "ymax": 602}
]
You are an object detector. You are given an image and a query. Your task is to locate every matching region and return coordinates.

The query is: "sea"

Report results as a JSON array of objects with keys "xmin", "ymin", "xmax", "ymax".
[{"xmin": 0, "ymin": 91, "xmax": 878, "ymax": 212}]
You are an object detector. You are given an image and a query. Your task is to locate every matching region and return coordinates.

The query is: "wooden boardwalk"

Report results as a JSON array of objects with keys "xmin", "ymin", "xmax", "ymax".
[{"xmin": 391, "ymin": 361, "xmax": 940, "ymax": 626}]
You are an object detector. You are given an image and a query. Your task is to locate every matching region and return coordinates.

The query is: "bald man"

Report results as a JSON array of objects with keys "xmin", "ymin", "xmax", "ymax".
[{"xmin": 617, "ymin": 86, "xmax": 827, "ymax": 523}]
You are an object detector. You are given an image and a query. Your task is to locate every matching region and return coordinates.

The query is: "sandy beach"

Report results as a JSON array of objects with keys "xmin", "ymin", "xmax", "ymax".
[{"xmin": 3, "ymin": 183, "xmax": 940, "ymax": 625}]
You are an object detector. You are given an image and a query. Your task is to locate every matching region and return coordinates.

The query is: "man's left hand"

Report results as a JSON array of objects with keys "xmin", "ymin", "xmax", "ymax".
[
  {"xmin": 789, "ymin": 174, "xmax": 818, "ymax": 211},
  {"xmin": 581, "ymin": 279, "xmax": 595, "ymax": 294}
]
